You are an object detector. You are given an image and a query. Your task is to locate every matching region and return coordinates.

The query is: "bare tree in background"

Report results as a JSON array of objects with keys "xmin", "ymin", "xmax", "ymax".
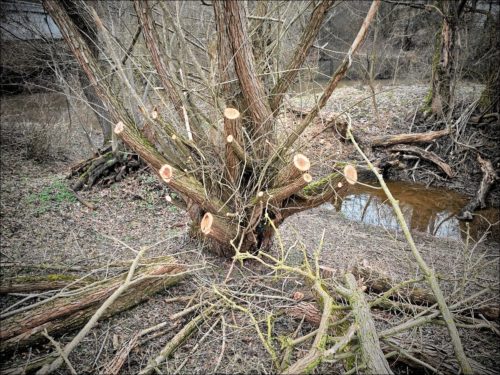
[
  {"xmin": 42, "ymin": 0, "xmax": 380, "ymax": 256},
  {"xmin": 425, "ymin": 0, "xmax": 468, "ymax": 117}
]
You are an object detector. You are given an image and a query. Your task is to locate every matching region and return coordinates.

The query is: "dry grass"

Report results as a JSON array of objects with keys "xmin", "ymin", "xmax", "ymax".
[{"xmin": 0, "ymin": 92, "xmax": 102, "ymax": 162}]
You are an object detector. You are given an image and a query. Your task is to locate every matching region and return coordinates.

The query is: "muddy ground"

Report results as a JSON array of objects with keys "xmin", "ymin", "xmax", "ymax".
[{"xmin": 1, "ymin": 83, "xmax": 499, "ymax": 374}]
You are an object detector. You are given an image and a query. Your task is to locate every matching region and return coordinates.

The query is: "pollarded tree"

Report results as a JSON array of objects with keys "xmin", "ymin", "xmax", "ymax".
[{"xmin": 43, "ymin": 0, "xmax": 380, "ymax": 257}]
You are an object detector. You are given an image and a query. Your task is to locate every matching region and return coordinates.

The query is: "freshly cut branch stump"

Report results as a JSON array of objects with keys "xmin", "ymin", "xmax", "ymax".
[
  {"xmin": 223, "ymin": 107, "xmax": 240, "ymax": 121},
  {"xmin": 200, "ymin": 213, "xmax": 237, "ymax": 249},
  {"xmin": 114, "ymin": 121, "xmax": 167, "ymax": 172},
  {"xmin": 45, "ymin": 0, "xmax": 382, "ymax": 257},
  {"xmin": 226, "ymin": 135, "xmax": 248, "ymax": 164},
  {"xmin": 281, "ymin": 170, "xmax": 348, "ymax": 219},
  {"xmin": 274, "ymin": 154, "xmax": 311, "ymax": 187},
  {"xmin": 159, "ymin": 164, "xmax": 229, "ymax": 215},
  {"xmin": 343, "ymin": 164, "xmax": 358, "ymax": 185},
  {"xmin": 0, "ymin": 259, "xmax": 188, "ymax": 353}
]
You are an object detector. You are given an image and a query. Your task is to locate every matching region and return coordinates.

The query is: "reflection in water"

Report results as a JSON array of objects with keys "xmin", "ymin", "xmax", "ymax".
[{"xmin": 330, "ymin": 181, "xmax": 499, "ymax": 242}]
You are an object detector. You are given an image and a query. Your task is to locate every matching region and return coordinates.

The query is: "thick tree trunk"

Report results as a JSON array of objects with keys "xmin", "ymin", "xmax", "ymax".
[
  {"xmin": 426, "ymin": 1, "xmax": 466, "ymax": 117},
  {"xmin": 44, "ymin": 0, "xmax": 379, "ymax": 257},
  {"xmin": 61, "ymin": 0, "xmax": 112, "ymax": 146}
]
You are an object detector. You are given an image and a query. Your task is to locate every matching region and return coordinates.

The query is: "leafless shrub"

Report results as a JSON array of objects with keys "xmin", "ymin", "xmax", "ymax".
[{"xmin": 1, "ymin": 119, "xmax": 66, "ymax": 162}]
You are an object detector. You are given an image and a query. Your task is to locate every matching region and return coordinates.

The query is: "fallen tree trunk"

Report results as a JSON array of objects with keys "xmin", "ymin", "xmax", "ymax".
[
  {"xmin": 388, "ymin": 144, "xmax": 454, "ymax": 178},
  {"xmin": 0, "ymin": 275, "xmax": 92, "ymax": 294},
  {"xmin": 370, "ymin": 129, "xmax": 449, "ymax": 147},
  {"xmin": 457, "ymin": 155, "xmax": 498, "ymax": 221},
  {"xmin": 0, "ymin": 258, "xmax": 188, "ymax": 353}
]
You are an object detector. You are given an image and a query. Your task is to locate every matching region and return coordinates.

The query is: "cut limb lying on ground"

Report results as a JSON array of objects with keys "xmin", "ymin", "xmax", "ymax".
[{"xmin": 42, "ymin": 0, "xmax": 380, "ymax": 257}]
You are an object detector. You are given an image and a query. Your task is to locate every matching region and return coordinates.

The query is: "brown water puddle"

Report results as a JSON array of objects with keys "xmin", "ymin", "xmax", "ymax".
[{"xmin": 325, "ymin": 181, "xmax": 499, "ymax": 242}]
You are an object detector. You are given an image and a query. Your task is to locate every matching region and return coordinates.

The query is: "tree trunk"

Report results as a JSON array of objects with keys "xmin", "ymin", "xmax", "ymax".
[
  {"xmin": 370, "ymin": 129, "xmax": 449, "ymax": 147},
  {"xmin": 61, "ymin": 0, "xmax": 112, "ymax": 146},
  {"xmin": 43, "ymin": 0, "xmax": 380, "ymax": 257},
  {"xmin": 478, "ymin": 9, "xmax": 500, "ymax": 114},
  {"xmin": 426, "ymin": 1, "xmax": 465, "ymax": 117}
]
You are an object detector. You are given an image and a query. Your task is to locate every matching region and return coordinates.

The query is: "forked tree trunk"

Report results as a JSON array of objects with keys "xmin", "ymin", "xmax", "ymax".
[{"xmin": 43, "ymin": 0, "xmax": 380, "ymax": 257}]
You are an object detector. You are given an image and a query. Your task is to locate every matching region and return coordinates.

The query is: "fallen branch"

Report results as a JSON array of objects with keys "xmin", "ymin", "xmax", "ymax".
[
  {"xmin": 370, "ymin": 129, "xmax": 449, "ymax": 147},
  {"xmin": 353, "ymin": 262, "xmax": 499, "ymax": 321},
  {"xmin": 139, "ymin": 305, "xmax": 216, "ymax": 374},
  {"xmin": 0, "ymin": 257, "xmax": 188, "ymax": 355},
  {"xmin": 337, "ymin": 273, "xmax": 393, "ymax": 374},
  {"xmin": 102, "ymin": 321, "xmax": 170, "ymax": 375},
  {"xmin": 389, "ymin": 144, "xmax": 454, "ymax": 178},
  {"xmin": 457, "ymin": 155, "xmax": 498, "ymax": 221},
  {"xmin": 347, "ymin": 116, "xmax": 473, "ymax": 374},
  {"xmin": 0, "ymin": 274, "xmax": 92, "ymax": 294},
  {"xmin": 35, "ymin": 249, "xmax": 190, "ymax": 375}
]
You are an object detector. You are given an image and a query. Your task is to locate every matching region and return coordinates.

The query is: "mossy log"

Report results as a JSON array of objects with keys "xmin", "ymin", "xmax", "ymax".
[
  {"xmin": 0, "ymin": 258, "xmax": 187, "ymax": 353},
  {"xmin": 343, "ymin": 272, "xmax": 393, "ymax": 374}
]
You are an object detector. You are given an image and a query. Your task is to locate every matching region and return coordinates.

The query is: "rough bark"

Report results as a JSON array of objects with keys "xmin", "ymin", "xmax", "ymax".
[
  {"xmin": 343, "ymin": 273, "xmax": 393, "ymax": 375},
  {"xmin": 224, "ymin": 0, "xmax": 274, "ymax": 155},
  {"xmin": 44, "ymin": 0, "xmax": 379, "ymax": 257},
  {"xmin": 427, "ymin": 1, "xmax": 465, "ymax": 117},
  {"xmin": 273, "ymin": 154, "xmax": 311, "ymax": 188},
  {"xmin": 0, "ymin": 260, "xmax": 187, "ymax": 353},
  {"xmin": 59, "ymin": 0, "xmax": 112, "ymax": 145},
  {"xmin": 370, "ymin": 129, "xmax": 449, "ymax": 147},
  {"xmin": 133, "ymin": 0, "xmax": 185, "ymax": 122},
  {"xmin": 0, "ymin": 275, "xmax": 91, "ymax": 294}
]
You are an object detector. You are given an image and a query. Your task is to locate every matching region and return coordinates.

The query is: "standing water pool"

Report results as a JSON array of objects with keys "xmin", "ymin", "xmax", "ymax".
[{"xmin": 324, "ymin": 181, "xmax": 499, "ymax": 243}]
